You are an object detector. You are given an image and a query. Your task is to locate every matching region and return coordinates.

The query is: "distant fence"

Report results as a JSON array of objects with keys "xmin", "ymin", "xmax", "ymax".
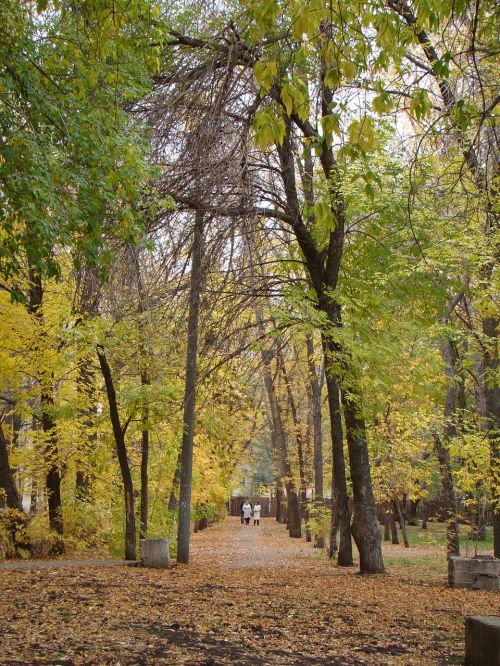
[{"xmin": 229, "ymin": 496, "xmax": 492, "ymax": 526}]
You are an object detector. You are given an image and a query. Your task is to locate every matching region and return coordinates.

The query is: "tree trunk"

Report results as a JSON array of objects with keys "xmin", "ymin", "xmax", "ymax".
[
  {"xmin": 383, "ymin": 510, "xmax": 391, "ymax": 541},
  {"xmin": 388, "ymin": 505, "xmax": 399, "ymax": 544},
  {"xmin": 168, "ymin": 450, "xmax": 181, "ymax": 512},
  {"xmin": 307, "ymin": 335, "xmax": 325, "ymax": 548},
  {"xmin": 481, "ymin": 314, "xmax": 500, "ymax": 557},
  {"xmin": 394, "ymin": 497, "xmax": 409, "ymax": 548},
  {"xmin": 177, "ymin": 211, "xmax": 204, "ymax": 564},
  {"xmin": 408, "ymin": 498, "xmax": 419, "ymax": 526},
  {"xmin": 342, "ymin": 388, "xmax": 384, "ymax": 573},
  {"xmin": 28, "ymin": 268, "xmax": 64, "ymax": 539},
  {"xmin": 421, "ymin": 503, "xmax": 427, "ymax": 529},
  {"xmin": 97, "ymin": 347, "xmax": 136, "ymax": 560},
  {"xmin": 276, "ymin": 486, "xmax": 282, "ymax": 523},
  {"xmin": 75, "ymin": 362, "xmax": 96, "ymax": 500},
  {"xmin": 328, "ymin": 494, "xmax": 339, "ymax": 558},
  {"xmin": 140, "ymin": 372, "xmax": 150, "ymax": 539},
  {"xmin": 436, "ymin": 337, "xmax": 461, "ymax": 558},
  {"xmin": 253, "ymin": 311, "xmax": 300, "ymax": 536},
  {"xmin": 0, "ymin": 421, "xmax": 23, "ymax": 511},
  {"xmin": 278, "ymin": 349, "xmax": 306, "ymax": 539},
  {"xmin": 275, "ymin": 117, "xmax": 382, "ymax": 571},
  {"xmin": 322, "ymin": 336, "xmax": 353, "ymax": 565}
]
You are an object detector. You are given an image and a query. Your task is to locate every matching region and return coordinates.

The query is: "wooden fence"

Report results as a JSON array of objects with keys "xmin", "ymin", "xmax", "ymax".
[{"xmin": 228, "ymin": 496, "xmax": 277, "ymax": 518}]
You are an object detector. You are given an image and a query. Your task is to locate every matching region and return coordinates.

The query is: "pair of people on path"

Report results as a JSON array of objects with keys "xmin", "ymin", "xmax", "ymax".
[{"xmin": 240, "ymin": 500, "xmax": 261, "ymax": 525}]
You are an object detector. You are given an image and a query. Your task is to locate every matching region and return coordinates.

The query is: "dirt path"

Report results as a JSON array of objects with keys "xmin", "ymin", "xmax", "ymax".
[
  {"xmin": 192, "ymin": 516, "xmax": 319, "ymax": 568},
  {"xmin": 0, "ymin": 517, "xmax": 498, "ymax": 665}
]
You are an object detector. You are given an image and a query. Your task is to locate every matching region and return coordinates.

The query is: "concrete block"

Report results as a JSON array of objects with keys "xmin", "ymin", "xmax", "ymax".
[
  {"xmin": 465, "ymin": 616, "xmax": 500, "ymax": 666},
  {"xmin": 140, "ymin": 538, "xmax": 171, "ymax": 568},
  {"xmin": 449, "ymin": 556, "xmax": 500, "ymax": 589}
]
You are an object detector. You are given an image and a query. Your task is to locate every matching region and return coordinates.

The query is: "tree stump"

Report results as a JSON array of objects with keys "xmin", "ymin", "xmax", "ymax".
[
  {"xmin": 465, "ymin": 616, "xmax": 500, "ymax": 666},
  {"xmin": 140, "ymin": 538, "xmax": 171, "ymax": 568}
]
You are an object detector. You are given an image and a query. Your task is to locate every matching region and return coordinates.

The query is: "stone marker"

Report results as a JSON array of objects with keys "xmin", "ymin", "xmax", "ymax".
[
  {"xmin": 449, "ymin": 556, "xmax": 500, "ymax": 591},
  {"xmin": 140, "ymin": 538, "xmax": 171, "ymax": 568},
  {"xmin": 465, "ymin": 616, "xmax": 500, "ymax": 666}
]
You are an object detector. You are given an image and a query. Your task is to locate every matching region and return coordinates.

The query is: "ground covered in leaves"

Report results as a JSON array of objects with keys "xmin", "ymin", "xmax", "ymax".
[{"xmin": 0, "ymin": 517, "xmax": 498, "ymax": 665}]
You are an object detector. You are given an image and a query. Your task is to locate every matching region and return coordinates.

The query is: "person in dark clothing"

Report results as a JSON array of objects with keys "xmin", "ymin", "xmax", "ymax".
[{"xmin": 239, "ymin": 500, "xmax": 244, "ymax": 524}]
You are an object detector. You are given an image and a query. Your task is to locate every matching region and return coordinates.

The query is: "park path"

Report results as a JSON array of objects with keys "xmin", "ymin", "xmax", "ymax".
[{"xmin": 191, "ymin": 515, "xmax": 319, "ymax": 568}]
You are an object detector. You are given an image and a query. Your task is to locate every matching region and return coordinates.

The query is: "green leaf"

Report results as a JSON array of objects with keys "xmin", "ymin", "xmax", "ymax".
[
  {"xmin": 372, "ymin": 94, "xmax": 393, "ymax": 115},
  {"xmin": 410, "ymin": 89, "xmax": 432, "ymax": 121},
  {"xmin": 342, "ymin": 60, "xmax": 357, "ymax": 82},
  {"xmin": 324, "ymin": 68, "xmax": 340, "ymax": 89},
  {"xmin": 348, "ymin": 115, "xmax": 375, "ymax": 153},
  {"xmin": 281, "ymin": 85, "xmax": 293, "ymax": 116},
  {"xmin": 321, "ymin": 114, "xmax": 341, "ymax": 147},
  {"xmin": 314, "ymin": 200, "xmax": 335, "ymax": 232}
]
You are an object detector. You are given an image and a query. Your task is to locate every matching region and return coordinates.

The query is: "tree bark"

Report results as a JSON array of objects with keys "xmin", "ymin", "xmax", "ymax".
[
  {"xmin": 140, "ymin": 371, "xmax": 150, "ymax": 540},
  {"xmin": 277, "ymin": 349, "xmax": 306, "ymax": 539},
  {"xmin": 341, "ymin": 386, "xmax": 384, "ymax": 572},
  {"xmin": 394, "ymin": 497, "xmax": 409, "ymax": 548},
  {"xmin": 28, "ymin": 268, "xmax": 64, "ymax": 539},
  {"xmin": 383, "ymin": 509, "xmax": 391, "ymax": 541},
  {"xmin": 261, "ymin": 354, "xmax": 301, "ymax": 537},
  {"xmin": 276, "ymin": 119, "xmax": 382, "ymax": 572},
  {"xmin": 177, "ymin": 211, "xmax": 204, "ymax": 564},
  {"xmin": 322, "ymin": 341, "xmax": 353, "ymax": 565},
  {"xmin": 389, "ymin": 508, "xmax": 399, "ymax": 544},
  {"xmin": 481, "ymin": 314, "xmax": 500, "ymax": 557},
  {"xmin": 0, "ymin": 421, "xmax": 23, "ymax": 511},
  {"xmin": 97, "ymin": 347, "xmax": 136, "ymax": 560},
  {"xmin": 436, "ymin": 337, "xmax": 461, "ymax": 558},
  {"xmin": 307, "ymin": 335, "xmax": 325, "ymax": 548},
  {"xmin": 168, "ymin": 450, "xmax": 181, "ymax": 512},
  {"xmin": 75, "ymin": 362, "xmax": 96, "ymax": 500}
]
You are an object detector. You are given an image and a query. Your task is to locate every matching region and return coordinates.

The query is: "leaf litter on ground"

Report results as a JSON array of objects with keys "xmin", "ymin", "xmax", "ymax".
[{"xmin": 0, "ymin": 517, "xmax": 498, "ymax": 665}]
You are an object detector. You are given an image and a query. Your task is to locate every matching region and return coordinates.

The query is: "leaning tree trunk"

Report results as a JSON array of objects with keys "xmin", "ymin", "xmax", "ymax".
[
  {"xmin": 177, "ymin": 211, "xmax": 204, "ymax": 564},
  {"xmin": 97, "ymin": 347, "xmax": 136, "ymax": 560}
]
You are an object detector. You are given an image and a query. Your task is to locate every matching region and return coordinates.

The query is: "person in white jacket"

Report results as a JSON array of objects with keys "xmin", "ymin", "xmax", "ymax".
[
  {"xmin": 242, "ymin": 500, "xmax": 252, "ymax": 525},
  {"xmin": 253, "ymin": 502, "xmax": 261, "ymax": 526}
]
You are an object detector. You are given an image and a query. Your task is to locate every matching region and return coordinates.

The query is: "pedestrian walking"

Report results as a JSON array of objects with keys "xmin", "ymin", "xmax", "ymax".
[
  {"xmin": 253, "ymin": 501, "xmax": 261, "ymax": 526},
  {"xmin": 242, "ymin": 500, "xmax": 252, "ymax": 525}
]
